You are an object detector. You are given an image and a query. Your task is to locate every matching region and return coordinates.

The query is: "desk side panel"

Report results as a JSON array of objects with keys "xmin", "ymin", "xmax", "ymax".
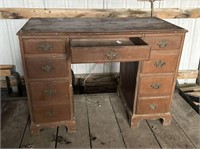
[{"xmin": 119, "ymin": 62, "xmax": 138, "ymax": 112}]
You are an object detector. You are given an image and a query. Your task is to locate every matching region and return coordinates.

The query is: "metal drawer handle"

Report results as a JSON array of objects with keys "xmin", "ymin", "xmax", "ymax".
[
  {"xmin": 154, "ymin": 60, "xmax": 166, "ymax": 68},
  {"xmin": 157, "ymin": 40, "xmax": 168, "ymax": 48},
  {"xmin": 42, "ymin": 65, "xmax": 54, "ymax": 72},
  {"xmin": 105, "ymin": 51, "xmax": 118, "ymax": 60},
  {"xmin": 149, "ymin": 104, "xmax": 157, "ymax": 110},
  {"xmin": 47, "ymin": 111, "xmax": 56, "ymax": 117},
  {"xmin": 38, "ymin": 42, "xmax": 53, "ymax": 52},
  {"xmin": 44, "ymin": 88, "xmax": 56, "ymax": 96},
  {"xmin": 151, "ymin": 83, "xmax": 161, "ymax": 89}
]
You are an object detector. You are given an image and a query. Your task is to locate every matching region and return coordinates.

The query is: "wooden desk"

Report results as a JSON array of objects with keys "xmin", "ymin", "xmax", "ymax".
[{"xmin": 17, "ymin": 17, "xmax": 187, "ymax": 135}]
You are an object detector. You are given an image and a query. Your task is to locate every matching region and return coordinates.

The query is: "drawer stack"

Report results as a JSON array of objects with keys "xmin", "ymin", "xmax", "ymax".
[
  {"xmin": 20, "ymin": 37, "xmax": 74, "ymax": 135},
  {"xmin": 136, "ymin": 34, "xmax": 183, "ymax": 115}
]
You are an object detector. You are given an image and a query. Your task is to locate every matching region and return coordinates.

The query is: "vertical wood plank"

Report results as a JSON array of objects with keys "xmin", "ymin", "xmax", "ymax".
[
  {"xmin": 20, "ymin": 123, "xmax": 57, "ymax": 148},
  {"xmin": 1, "ymin": 101, "xmax": 29, "ymax": 148},
  {"xmin": 147, "ymin": 119, "xmax": 195, "ymax": 148},
  {"xmin": 172, "ymin": 93, "xmax": 200, "ymax": 148},
  {"xmin": 86, "ymin": 94, "xmax": 125, "ymax": 148},
  {"xmin": 57, "ymin": 95, "xmax": 90, "ymax": 148},
  {"xmin": 110, "ymin": 95, "xmax": 161, "ymax": 148}
]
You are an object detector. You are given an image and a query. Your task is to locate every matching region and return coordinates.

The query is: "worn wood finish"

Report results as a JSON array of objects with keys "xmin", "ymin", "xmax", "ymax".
[
  {"xmin": 141, "ymin": 52, "xmax": 179, "ymax": 73},
  {"xmin": 147, "ymin": 118, "xmax": 195, "ymax": 148},
  {"xmin": 1, "ymin": 8, "xmax": 200, "ymax": 19},
  {"xmin": 18, "ymin": 17, "xmax": 187, "ymax": 133},
  {"xmin": 109, "ymin": 95, "xmax": 161, "ymax": 148},
  {"xmin": 32, "ymin": 103, "xmax": 71, "ymax": 123},
  {"xmin": 17, "ymin": 18, "xmax": 186, "ymax": 35},
  {"xmin": 86, "ymin": 95, "xmax": 125, "ymax": 148},
  {"xmin": 2, "ymin": 93, "xmax": 200, "ymax": 148},
  {"xmin": 177, "ymin": 70, "xmax": 199, "ymax": 79},
  {"xmin": 144, "ymin": 35, "xmax": 182, "ymax": 50},
  {"xmin": 57, "ymin": 95, "xmax": 90, "ymax": 148},
  {"xmin": 1, "ymin": 101, "xmax": 29, "ymax": 148},
  {"xmin": 23, "ymin": 38, "xmax": 66, "ymax": 54},
  {"xmin": 172, "ymin": 93, "xmax": 200, "ymax": 148},
  {"xmin": 29, "ymin": 80, "xmax": 70, "ymax": 105},
  {"xmin": 136, "ymin": 97, "xmax": 170, "ymax": 114},
  {"xmin": 20, "ymin": 120, "xmax": 57, "ymax": 148},
  {"xmin": 138, "ymin": 75, "xmax": 174, "ymax": 97},
  {"xmin": 25, "ymin": 57, "xmax": 68, "ymax": 79},
  {"xmin": 71, "ymin": 37, "xmax": 150, "ymax": 63}
]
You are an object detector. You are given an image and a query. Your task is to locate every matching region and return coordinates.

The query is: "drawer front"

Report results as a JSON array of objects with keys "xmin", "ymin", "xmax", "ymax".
[
  {"xmin": 32, "ymin": 104, "xmax": 70, "ymax": 123},
  {"xmin": 29, "ymin": 80, "xmax": 70, "ymax": 105},
  {"xmin": 141, "ymin": 53, "xmax": 178, "ymax": 73},
  {"xmin": 26, "ymin": 57, "xmax": 68, "ymax": 78},
  {"xmin": 145, "ymin": 35, "xmax": 182, "ymax": 50},
  {"xmin": 23, "ymin": 39, "xmax": 66, "ymax": 54},
  {"xmin": 139, "ymin": 75, "xmax": 174, "ymax": 97},
  {"xmin": 72, "ymin": 46, "xmax": 150, "ymax": 63},
  {"xmin": 136, "ymin": 98, "xmax": 170, "ymax": 114}
]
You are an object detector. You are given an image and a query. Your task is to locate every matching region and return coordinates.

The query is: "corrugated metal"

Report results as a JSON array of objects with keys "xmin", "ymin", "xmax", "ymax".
[{"xmin": 0, "ymin": 0, "xmax": 200, "ymax": 84}]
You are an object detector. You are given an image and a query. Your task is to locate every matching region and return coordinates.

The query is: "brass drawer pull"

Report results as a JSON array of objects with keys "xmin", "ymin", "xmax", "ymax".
[
  {"xmin": 38, "ymin": 42, "xmax": 53, "ymax": 52},
  {"xmin": 151, "ymin": 83, "xmax": 161, "ymax": 89},
  {"xmin": 47, "ymin": 111, "xmax": 56, "ymax": 117},
  {"xmin": 149, "ymin": 104, "xmax": 157, "ymax": 110},
  {"xmin": 157, "ymin": 40, "xmax": 168, "ymax": 48},
  {"xmin": 44, "ymin": 88, "xmax": 56, "ymax": 96},
  {"xmin": 42, "ymin": 65, "xmax": 54, "ymax": 72},
  {"xmin": 105, "ymin": 51, "xmax": 118, "ymax": 60},
  {"xmin": 154, "ymin": 60, "xmax": 166, "ymax": 68}
]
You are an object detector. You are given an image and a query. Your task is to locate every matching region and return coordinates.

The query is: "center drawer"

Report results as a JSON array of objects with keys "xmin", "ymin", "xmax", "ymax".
[
  {"xmin": 71, "ymin": 37, "xmax": 150, "ymax": 63},
  {"xmin": 29, "ymin": 80, "xmax": 70, "ymax": 105}
]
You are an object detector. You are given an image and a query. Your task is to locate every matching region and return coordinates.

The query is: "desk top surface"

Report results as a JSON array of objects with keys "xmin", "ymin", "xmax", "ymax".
[{"xmin": 18, "ymin": 17, "xmax": 187, "ymax": 35}]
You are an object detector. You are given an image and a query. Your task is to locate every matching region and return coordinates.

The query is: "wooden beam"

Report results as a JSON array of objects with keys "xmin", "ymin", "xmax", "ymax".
[
  {"xmin": 177, "ymin": 70, "xmax": 199, "ymax": 79},
  {"xmin": 0, "ymin": 8, "xmax": 199, "ymax": 19}
]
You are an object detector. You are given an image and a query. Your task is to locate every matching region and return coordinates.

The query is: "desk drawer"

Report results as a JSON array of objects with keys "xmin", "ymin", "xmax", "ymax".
[
  {"xmin": 29, "ymin": 80, "xmax": 70, "ymax": 105},
  {"xmin": 145, "ymin": 35, "xmax": 182, "ymax": 50},
  {"xmin": 32, "ymin": 104, "xmax": 70, "ymax": 123},
  {"xmin": 136, "ymin": 98, "xmax": 170, "ymax": 114},
  {"xmin": 139, "ymin": 75, "xmax": 174, "ymax": 97},
  {"xmin": 71, "ymin": 37, "xmax": 150, "ymax": 63},
  {"xmin": 26, "ymin": 57, "xmax": 68, "ymax": 79},
  {"xmin": 23, "ymin": 38, "xmax": 66, "ymax": 54},
  {"xmin": 141, "ymin": 53, "xmax": 178, "ymax": 73}
]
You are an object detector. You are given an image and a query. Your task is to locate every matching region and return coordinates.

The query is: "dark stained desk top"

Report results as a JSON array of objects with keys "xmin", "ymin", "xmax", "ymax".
[{"xmin": 17, "ymin": 17, "xmax": 187, "ymax": 35}]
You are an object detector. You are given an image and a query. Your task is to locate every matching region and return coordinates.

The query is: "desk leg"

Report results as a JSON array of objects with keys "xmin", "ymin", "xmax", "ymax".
[{"xmin": 131, "ymin": 113, "xmax": 172, "ymax": 128}]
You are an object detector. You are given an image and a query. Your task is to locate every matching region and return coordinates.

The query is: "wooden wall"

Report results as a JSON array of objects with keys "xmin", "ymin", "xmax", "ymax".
[{"xmin": 0, "ymin": 0, "xmax": 200, "ymax": 84}]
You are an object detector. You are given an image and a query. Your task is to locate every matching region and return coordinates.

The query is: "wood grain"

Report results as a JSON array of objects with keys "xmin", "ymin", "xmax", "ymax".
[
  {"xmin": 0, "ymin": 8, "xmax": 200, "ymax": 19},
  {"xmin": 86, "ymin": 94, "xmax": 125, "ymax": 148},
  {"xmin": 172, "ymin": 93, "xmax": 200, "ymax": 148},
  {"xmin": 57, "ymin": 95, "xmax": 90, "ymax": 148},
  {"xmin": 110, "ymin": 95, "xmax": 161, "ymax": 148},
  {"xmin": 1, "ymin": 100, "xmax": 29, "ymax": 148}
]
